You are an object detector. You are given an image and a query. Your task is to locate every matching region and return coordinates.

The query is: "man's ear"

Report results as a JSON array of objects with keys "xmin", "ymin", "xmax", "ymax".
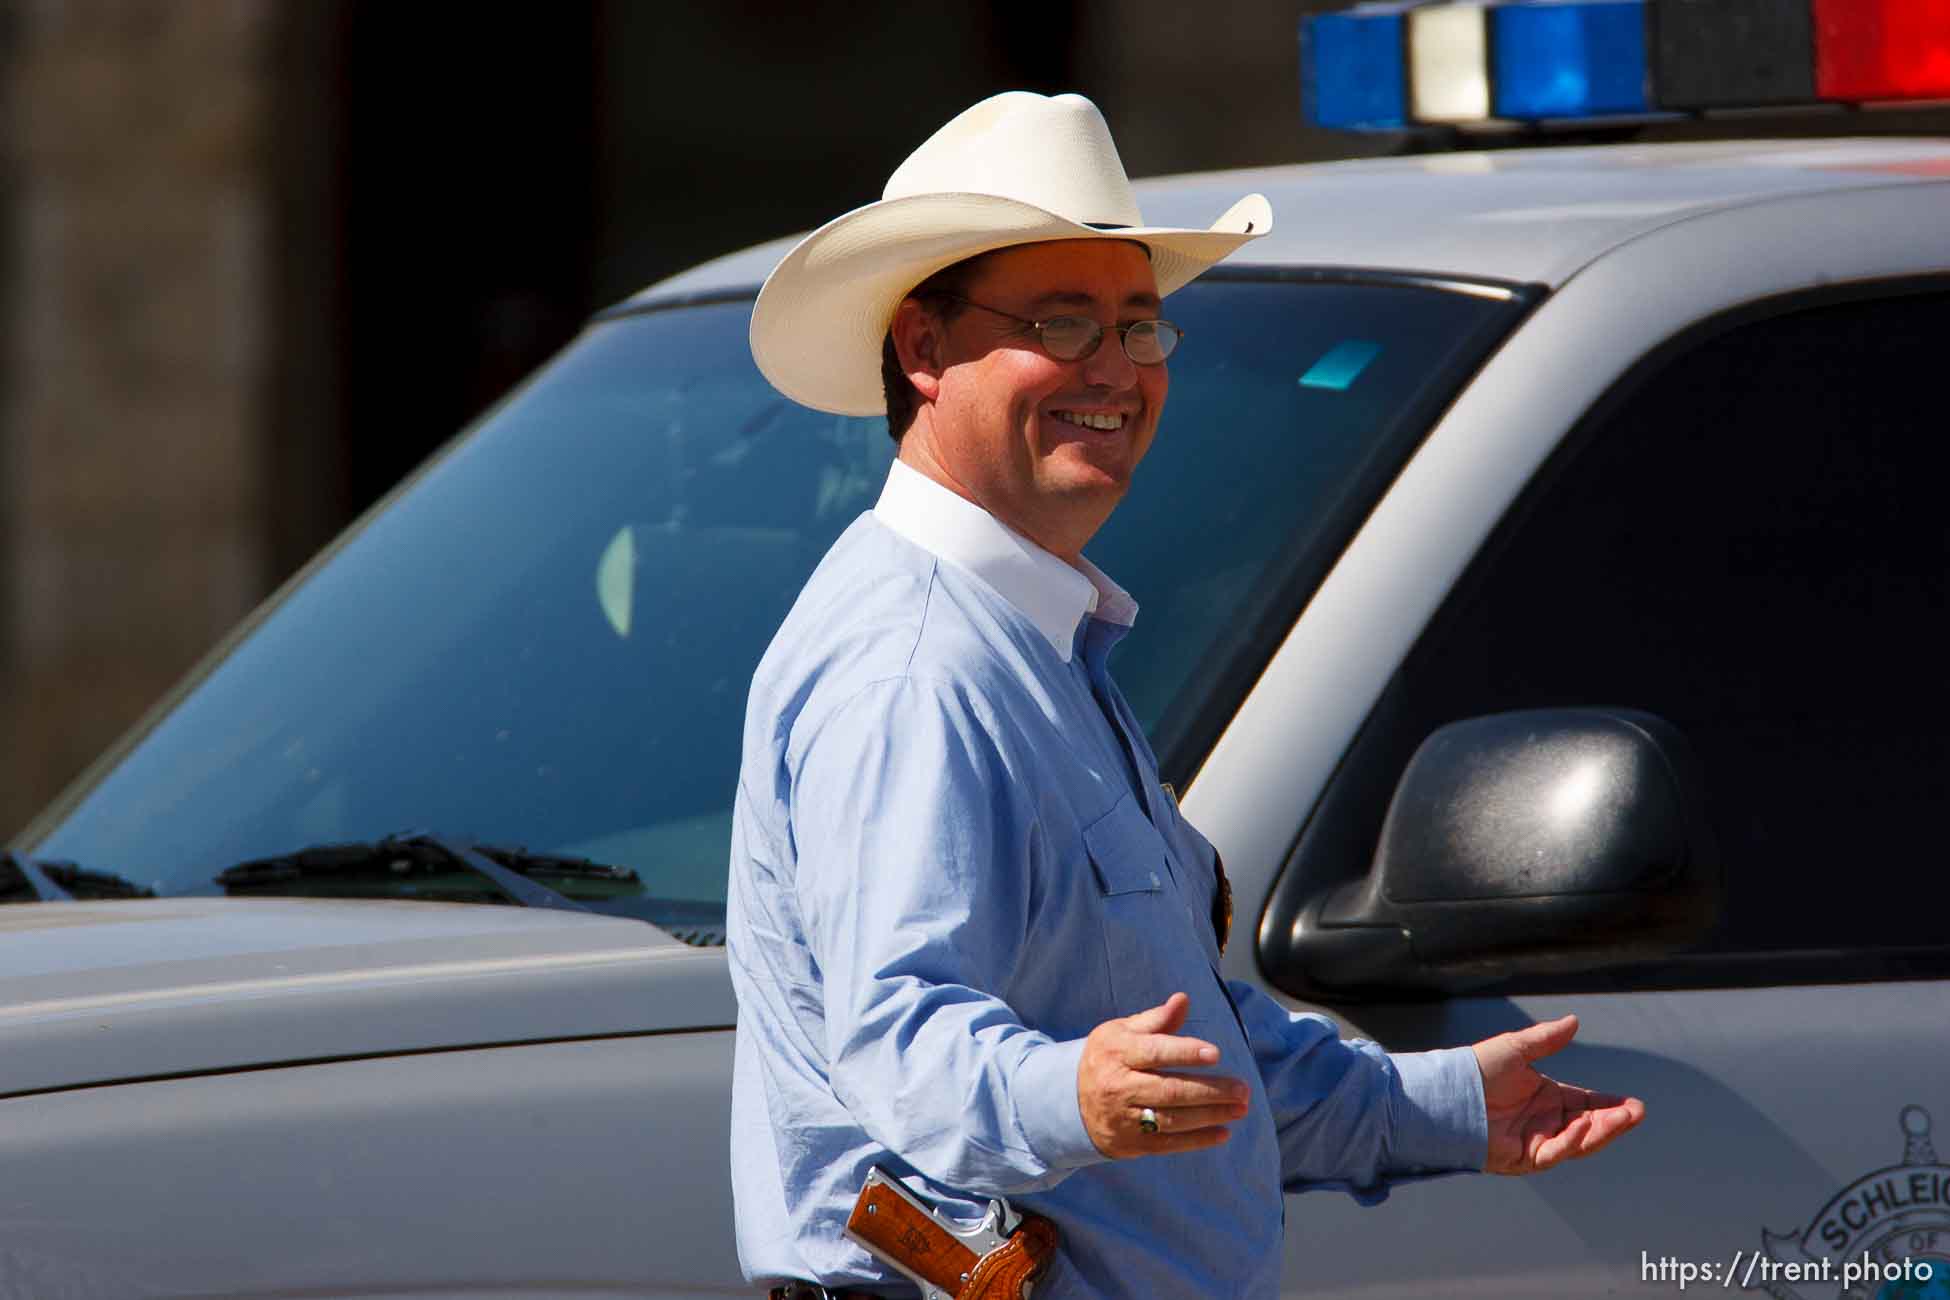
[{"xmin": 891, "ymin": 297, "xmax": 946, "ymax": 404}]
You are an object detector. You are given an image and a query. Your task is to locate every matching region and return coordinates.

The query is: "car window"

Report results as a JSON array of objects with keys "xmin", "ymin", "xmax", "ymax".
[
  {"xmin": 1272, "ymin": 288, "xmax": 1950, "ymax": 982},
  {"xmin": 22, "ymin": 278, "xmax": 1521, "ymax": 940}
]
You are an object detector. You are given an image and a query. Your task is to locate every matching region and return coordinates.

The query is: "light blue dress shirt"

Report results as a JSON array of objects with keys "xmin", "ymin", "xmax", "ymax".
[{"xmin": 727, "ymin": 460, "xmax": 1486, "ymax": 1297}]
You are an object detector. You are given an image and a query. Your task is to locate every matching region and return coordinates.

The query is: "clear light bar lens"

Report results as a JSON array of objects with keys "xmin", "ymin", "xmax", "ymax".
[
  {"xmin": 1493, "ymin": 1, "xmax": 1650, "ymax": 119},
  {"xmin": 1647, "ymin": 0, "xmax": 1815, "ymax": 110},
  {"xmin": 1410, "ymin": 4, "xmax": 1494, "ymax": 123}
]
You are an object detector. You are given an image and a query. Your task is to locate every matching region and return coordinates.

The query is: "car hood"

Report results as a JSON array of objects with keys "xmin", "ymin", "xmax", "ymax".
[{"xmin": 0, "ymin": 897, "xmax": 735, "ymax": 1097}]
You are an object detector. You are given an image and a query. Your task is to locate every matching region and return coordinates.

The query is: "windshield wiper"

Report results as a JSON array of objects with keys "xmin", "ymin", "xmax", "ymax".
[
  {"xmin": 1, "ymin": 851, "xmax": 158, "ymax": 903},
  {"xmin": 212, "ymin": 834, "xmax": 639, "ymax": 912}
]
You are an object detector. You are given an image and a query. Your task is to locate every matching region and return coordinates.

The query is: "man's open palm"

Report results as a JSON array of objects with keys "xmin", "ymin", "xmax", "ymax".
[{"xmin": 1473, "ymin": 1014, "xmax": 1645, "ymax": 1175}]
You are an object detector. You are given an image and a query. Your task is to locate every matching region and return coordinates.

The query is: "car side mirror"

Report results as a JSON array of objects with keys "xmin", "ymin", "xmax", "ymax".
[{"xmin": 1275, "ymin": 708, "xmax": 1720, "ymax": 998}]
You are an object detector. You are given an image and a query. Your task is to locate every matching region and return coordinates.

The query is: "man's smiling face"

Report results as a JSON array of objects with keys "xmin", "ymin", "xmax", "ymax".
[{"xmin": 897, "ymin": 238, "xmax": 1167, "ymax": 562}]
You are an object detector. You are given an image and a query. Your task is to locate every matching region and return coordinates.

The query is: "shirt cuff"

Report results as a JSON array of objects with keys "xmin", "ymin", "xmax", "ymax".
[
  {"xmin": 1011, "ymin": 1036, "xmax": 1101, "ymax": 1172},
  {"xmin": 1387, "ymin": 1045, "xmax": 1488, "ymax": 1173}
]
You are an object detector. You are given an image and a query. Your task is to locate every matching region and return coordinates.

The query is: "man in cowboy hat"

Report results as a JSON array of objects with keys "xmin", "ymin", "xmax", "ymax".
[{"xmin": 727, "ymin": 92, "xmax": 1643, "ymax": 1298}]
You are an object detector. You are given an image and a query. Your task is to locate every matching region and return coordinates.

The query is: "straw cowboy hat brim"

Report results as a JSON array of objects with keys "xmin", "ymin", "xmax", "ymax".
[{"xmin": 749, "ymin": 92, "xmax": 1272, "ymax": 417}]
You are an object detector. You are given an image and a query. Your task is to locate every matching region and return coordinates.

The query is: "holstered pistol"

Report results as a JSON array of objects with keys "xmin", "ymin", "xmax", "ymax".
[{"xmin": 843, "ymin": 1167, "xmax": 1058, "ymax": 1300}]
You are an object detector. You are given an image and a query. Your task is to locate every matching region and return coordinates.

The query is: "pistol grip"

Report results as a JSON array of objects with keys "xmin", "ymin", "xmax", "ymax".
[{"xmin": 844, "ymin": 1179, "xmax": 979, "ymax": 1293}]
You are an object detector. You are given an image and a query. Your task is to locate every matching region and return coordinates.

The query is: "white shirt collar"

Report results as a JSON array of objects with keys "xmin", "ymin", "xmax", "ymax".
[{"xmin": 873, "ymin": 459, "xmax": 1136, "ymax": 662}]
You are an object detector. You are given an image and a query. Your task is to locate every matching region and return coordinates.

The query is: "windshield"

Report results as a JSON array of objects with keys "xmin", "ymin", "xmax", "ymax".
[{"xmin": 19, "ymin": 274, "xmax": 1523, "ymax": 937}]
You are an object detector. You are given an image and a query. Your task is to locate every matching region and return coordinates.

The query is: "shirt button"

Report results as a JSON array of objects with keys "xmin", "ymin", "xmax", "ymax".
[{"xmin": 1149, "ymin": 872, "xmax": 1161, "ymax": 888}]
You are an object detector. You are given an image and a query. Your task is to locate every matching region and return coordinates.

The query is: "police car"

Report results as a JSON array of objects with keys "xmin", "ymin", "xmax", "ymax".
[{"xmin": 5, "ymin": 26, "xmax": 1950, "ymax": 1300}]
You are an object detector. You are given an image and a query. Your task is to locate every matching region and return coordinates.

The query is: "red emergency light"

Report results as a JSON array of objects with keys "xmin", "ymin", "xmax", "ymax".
[{"xmin": 1814, "ymin": 0, "xmax": 1950, "ymax": 102}]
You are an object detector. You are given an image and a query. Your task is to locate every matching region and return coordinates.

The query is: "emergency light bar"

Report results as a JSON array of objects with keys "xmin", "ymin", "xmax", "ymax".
[{"xmin": 1302, "ymin": 0, "xmax": 1950, "ymax": 132}]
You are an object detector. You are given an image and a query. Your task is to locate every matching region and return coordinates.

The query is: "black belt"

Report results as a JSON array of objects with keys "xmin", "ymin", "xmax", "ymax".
[{"xmin": 767, "ymin": 1285, "xmax": 881, "ymax": 1300}]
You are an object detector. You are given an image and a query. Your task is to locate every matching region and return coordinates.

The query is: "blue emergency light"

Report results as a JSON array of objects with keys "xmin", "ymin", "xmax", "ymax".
[
  {"xmin": 1492, "ymin": 2, "xmax": 1649, "ymax": 119},
  {"xmin": 1302, "ymin": 5, "xmax": 1411, "ymax": 129}
]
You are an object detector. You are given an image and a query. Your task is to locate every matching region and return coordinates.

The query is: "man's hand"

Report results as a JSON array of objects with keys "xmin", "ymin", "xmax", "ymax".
[
  {"xmin": 1473, "ymin": 1014, "xmax": 1645, "ymax": 1175},
  {"xmin": 1077, "ymin": 992, "xmax": 1251, "ymax": 1159}
]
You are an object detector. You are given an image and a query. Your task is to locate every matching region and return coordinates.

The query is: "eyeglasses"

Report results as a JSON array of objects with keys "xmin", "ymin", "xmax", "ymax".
[{"xmin": 929, "ymin": 294, "xmax": 1183, "ymax": 365}]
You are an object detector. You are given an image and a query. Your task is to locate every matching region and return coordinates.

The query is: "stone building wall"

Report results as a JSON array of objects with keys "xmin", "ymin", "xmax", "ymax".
[{"xmin": 2, "ymin": 1, "xmax": 274, "ymax": 835}]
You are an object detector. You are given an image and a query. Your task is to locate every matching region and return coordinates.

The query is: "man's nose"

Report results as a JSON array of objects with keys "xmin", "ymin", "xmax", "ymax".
[{"xmin": 1081, "ymin": 328, "xmax": 1139, "ymax": 389}]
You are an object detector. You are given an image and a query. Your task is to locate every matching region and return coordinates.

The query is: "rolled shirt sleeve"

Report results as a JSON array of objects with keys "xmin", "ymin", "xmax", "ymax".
[
  {"xmin": 1230, "ymin": 979, "xmax": 1487, "ymax": 1203},
  {"xmin": 790, "ymin": 675, "xmax": 1104, "ymax": 1193}
]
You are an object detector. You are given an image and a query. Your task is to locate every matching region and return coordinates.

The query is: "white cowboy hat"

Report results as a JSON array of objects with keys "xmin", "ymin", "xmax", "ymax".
[{"xmin": 749, "ymin": 91, "xmax": 1272, "ymax": 416}]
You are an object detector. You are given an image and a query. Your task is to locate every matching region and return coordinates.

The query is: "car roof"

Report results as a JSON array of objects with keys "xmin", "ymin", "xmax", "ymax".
[{"xmin": 629, "ymin": 138, "xmax": 1950, "ymax": 303}]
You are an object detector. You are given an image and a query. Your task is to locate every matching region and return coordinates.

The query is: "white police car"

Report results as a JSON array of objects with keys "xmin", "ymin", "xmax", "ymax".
[{"xmin": 3, "ymin": 124, "xmax": 1949, "ymax": 1298}]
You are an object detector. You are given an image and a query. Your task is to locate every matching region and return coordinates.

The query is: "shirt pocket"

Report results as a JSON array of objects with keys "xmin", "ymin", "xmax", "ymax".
[{"xmin": 1083, "ymin": 792, "xmax": 1205, "ymax": 1016}]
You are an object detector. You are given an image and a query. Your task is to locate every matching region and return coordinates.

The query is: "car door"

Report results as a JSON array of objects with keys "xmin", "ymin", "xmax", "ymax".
[{"xmin": 1178, "ymin": 186, "xmax": 1950, "ymax": 1297}]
